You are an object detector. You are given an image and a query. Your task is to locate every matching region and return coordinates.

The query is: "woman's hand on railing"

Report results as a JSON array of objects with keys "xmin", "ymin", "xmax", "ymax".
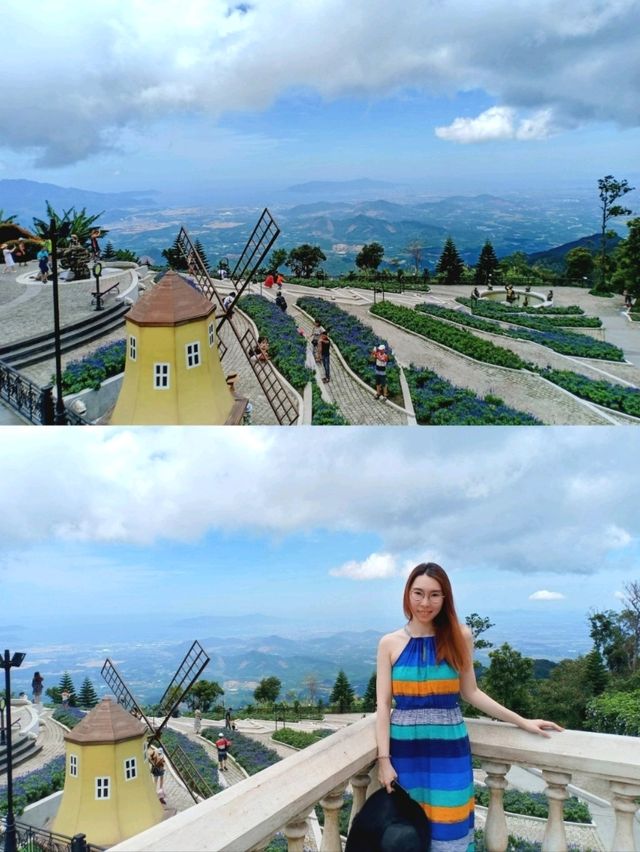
[
  {"xmin": 377, "ymin": 756, "xmax": 398, "ymax": 793},
  {"xmin": 518, "ymin": 718, "xmax": 564, "ymax": 738}
]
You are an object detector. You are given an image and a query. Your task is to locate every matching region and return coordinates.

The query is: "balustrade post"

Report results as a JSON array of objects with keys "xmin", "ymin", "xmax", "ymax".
[
  {"xmin": 319, "ymin": 782, "xmax": 347, "ymax": 852},
  {"xmin": 481, "ymin": 760, "xmax": 510, "ymax": 852},
  {"xmin": 348, "ymin": 764, "xmax": 375, "ymax": 832},
  {"xmin": 40, "ymin": 384, "xmax": 55, "ymax": 425},
  {"xmin": 610, "ymin": 780, "xmax": 640, "ymax": 852},
  {"xmin": 541, "ymin": 769, "xmax": 571, "ymax": 852},
  {"xmin": 283, "ymin": 811, "xmax": 311, "ymax": 852}
]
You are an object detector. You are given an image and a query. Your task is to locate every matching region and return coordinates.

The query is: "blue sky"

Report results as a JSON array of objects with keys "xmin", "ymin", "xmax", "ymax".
[
  {"xmin": 1, "ymin": 0, "xmax": 639, "ymax": 196},
  {"xmin": 1, "ymin": 427, "xmax": 637, "ymax": 646}
]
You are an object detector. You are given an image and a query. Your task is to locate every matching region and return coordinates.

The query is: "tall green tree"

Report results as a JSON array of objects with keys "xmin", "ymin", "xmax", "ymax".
[
  {"xmin": 436, "ymin": 237, "xmax": 464, "ymax": 285},
  {"xmin": 161, "ymin": 236, "xmax": 188, "ymax": 270},
  {"xmin": 584, "ymin": 648, "xmax": 609, "ymax": 696},
  {"xmin": 589, "ymin": 610, "xmax": 632, "ymax": 675},
  {"xmin": 611, "ymin": 218, "xmax": 640, "ymax": 299},
  {"xmin": 474, "ymin": 241, "xmax": 500, "ymax": 288},
  {"xmin": 269, "ymin": 248, "xmax": 289, "ymax": 272},
  {"xmin": 78, "ymin": 677, "xmax": 99, "ymax": 709},
  {"xmin": 355, "ymin": 242, "xmax": 385, "ymax": 273},
  {"xmin": 362, "ymin": 673, "xmax": 377, "ymax": 712},
  {"xmin": 596, "ymin": 175, "xmax": 634, "ymax": 292},
  {"xmin": 286, "ymin": 244, "xmax": 326, "ymax": 278},
  {"xmin": 194, "ymin": 239, "xmax": 210, "ymax": 271},
  {"xmin": 483, "ymin": 643, "xmax": 534, "ymax": 715},
  {"xmin": 59, "ymin": 672, "xmax": 76, "ymax": 695},
  {"xmin": 187, "ymin": 679, "xmax": 224, "ymax": 712},
  {"xmin": 564, "ymin": 247, "xmax": 595, "ymax": 283},
  {"xmin": 330, "ymin": 670, "xmax": 355, "ymax": 713},
  {"xmin": 102, "ymin": 241, "xmax": 116, "ymax": 260},
  {"xmin": 254, "ymin": 676, "xmax": 282, "ymax": 704},
  {"xmin": 535, "ymin": 657, "xmax": 590, "ymax": 730}
]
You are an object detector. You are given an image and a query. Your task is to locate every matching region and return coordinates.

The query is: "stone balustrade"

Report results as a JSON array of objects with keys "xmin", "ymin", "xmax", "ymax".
[{"xmin": 111, "ymin": 715, "xmax": 640, "ymax": 852}]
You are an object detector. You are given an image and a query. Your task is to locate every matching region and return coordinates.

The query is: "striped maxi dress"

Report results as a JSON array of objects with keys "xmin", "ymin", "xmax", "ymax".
[{"xmin": 390, "ymin": 631, "xmax": 474, "ymax": 852}]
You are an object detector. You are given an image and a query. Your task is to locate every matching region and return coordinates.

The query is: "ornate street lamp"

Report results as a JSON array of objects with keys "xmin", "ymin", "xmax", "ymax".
[
  {"xmin": 49, "ymin": 220, "xmax": 71, "ymax": 426},
  {"xmin": 1, "ymin": 650, "xmax": 26, "ymax": 852},
  {"xmin": 92, "ymin": 262, "xmax": 104, "ymax": 311}
]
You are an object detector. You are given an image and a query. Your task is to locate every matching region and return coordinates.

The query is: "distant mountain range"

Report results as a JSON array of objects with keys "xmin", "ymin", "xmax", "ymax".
[{"xmin": 1, "ymin": 177, "xmax": 622, "ymax": 273}]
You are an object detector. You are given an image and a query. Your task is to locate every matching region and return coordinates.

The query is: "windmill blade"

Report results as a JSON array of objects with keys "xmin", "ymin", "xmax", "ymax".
[
  {"xmin": 163, "ymin": 738, "xmax": 216, "ymax": 802},
  {"xmin": 101, "ymin": 658, "xmax": 155, "ymax": 731},
  {"xmin": 154, "ymin": 640, "xmax": 210, "ymax": 735}
]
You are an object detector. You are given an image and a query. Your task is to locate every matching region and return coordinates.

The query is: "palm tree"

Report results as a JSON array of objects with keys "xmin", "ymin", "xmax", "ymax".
[
  {"xmin": 0, "ymin": 209, "xmax": 18, "ymax": 225},
  {"xmin": 32, "ymin": 203, "xmax": 106, "ymax": 248}
]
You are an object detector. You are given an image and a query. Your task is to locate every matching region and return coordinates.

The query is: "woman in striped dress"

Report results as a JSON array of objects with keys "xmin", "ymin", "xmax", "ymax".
[{"xmin": 376, "ymin": 563, "xmax": 562, "ymax": 851}]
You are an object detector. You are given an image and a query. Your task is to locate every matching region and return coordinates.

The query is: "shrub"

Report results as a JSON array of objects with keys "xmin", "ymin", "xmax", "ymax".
[
  {"xmin": 0, "ymin": 756, "xmax": 65, "ymax": 818},
  {"xmin": 371, "ymin": 301, "xmax": 528, "ymax": 369},
  {"xmin": 474, "ymin": 785, "xmax": 591, "ymax": 823},
  {"xmin": 58, "ymin": 339, "xmax": 126, "ymax": 393},
  {"xmin": 311, "ymin": 382, "xmax": 349, "ymax": 425},
  {"xmin": 416, "ymin": 303, "xmax": 623, "ymax": 361},
  {"xmin": 455, "ymin": 298, "xmax": 599, "ymax": 327},
  {"xmin": 271, "ymin": 727, "xmax": 335, "ymax": 749},
  {"xmin": 539, "ymin": 369, "xmax": 640, "ymax": 418},
  {"xmin": 52, "ymin": 707, "xmax": 85, "ymax": 728},
  {"xmin": 585, "ymin": 690, "xmax": 640, "ymax": 736},
  {"xmin": 202, "ymin": 727, "xmax": 281, "ymax": 776},
  {"xmin": 239, "ymin": 295, "xmax": 313, "ymax": 391},
  {"xmin": 297, "ymin": 297, "xmax": 402, "ymax": 397}
]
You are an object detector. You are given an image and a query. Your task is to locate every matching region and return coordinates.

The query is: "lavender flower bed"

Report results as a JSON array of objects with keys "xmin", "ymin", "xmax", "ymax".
[
  {"xmin": 59, "ymin": 339, "xmax": 126, "ymax": 393},
  {"xmin": 297, "ymin": 297, "xmax": 401, "ymax": 397},
  {"xmin": 202, "ymin": 728, "xmax": 281, "ymax": 776},
  {"xmin": 161, "ymin": 728, "xmax": 221, "ymax": 792},
  {"xmin": 239, "ymin": 294, "xmax": 313, "ymax": 391},
  {"xmin": 0, "ymin": 756, "xmax": 65, "ymax": 817}
]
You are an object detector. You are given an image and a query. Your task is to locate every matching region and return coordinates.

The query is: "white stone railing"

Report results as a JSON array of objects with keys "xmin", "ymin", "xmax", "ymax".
[{"xmin": 111, "ymin": 715, "xmax": 640, "ymax": 852}]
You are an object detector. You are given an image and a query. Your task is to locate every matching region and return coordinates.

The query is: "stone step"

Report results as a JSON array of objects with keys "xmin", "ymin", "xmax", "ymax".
[{"xmin": 0, "ymin": 734, "xmax": 43, "ymax": 775}]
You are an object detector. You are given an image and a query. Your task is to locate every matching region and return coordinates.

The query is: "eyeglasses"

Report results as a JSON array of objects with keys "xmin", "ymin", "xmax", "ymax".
[{"xmin": 410, "ymin": 590, "xmax": 445, "ymax": 603}]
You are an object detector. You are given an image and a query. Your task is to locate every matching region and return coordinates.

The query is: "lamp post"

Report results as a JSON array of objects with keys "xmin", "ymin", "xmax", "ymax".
[
  {"xmin": 1, "ymin": 650, "xmax": 26, "ymax": 852},
  {"xmin": 49, "ymin": 220, "xmax": 71, "ymax": 426},
  {"xmin": 92, "ymin": 262, "xmax": 104, "ymax": 311},
  {"xmin": 0, "ymin": 695, "xmax": 5, "ymax": 745}
]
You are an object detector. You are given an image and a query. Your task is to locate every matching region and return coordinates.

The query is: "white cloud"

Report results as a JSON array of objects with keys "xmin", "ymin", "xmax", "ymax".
[
  {"xmin": 436, "ymin": 107, "xmax": 555, "ymax": 144},
  {"xmin": 0, "ymin": 0, "xmax": 638, "ymax": 164},
  {"xmin": 0, "ymin": 428, "xmax": 639, "ymax": 581},
  {"xmin": 330, "ymin": 552, "xmax": 399, "ymax": 580},
  {"xmin": 529, "ymin": 590, "xmax": 566, "ymax": 601},
  {"xmin": 614, "ymin": 590, "xmax": 626, "ymax": 600}
]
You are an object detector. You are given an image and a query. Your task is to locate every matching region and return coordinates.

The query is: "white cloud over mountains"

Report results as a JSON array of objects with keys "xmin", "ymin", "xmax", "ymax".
[
  {"xmin": 529, "ymin": 590, "xmax": 566, "ymax": 601},
  {"xmin": 0, "ymin": 0, "xmax": 638, "ymax": 165},
  {"xmin": 0, "ymin": 429, "xmax": 637, "ymax": 582}
]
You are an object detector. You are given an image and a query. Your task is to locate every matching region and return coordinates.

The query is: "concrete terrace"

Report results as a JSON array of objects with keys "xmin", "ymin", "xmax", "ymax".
[{"xmin": 1, "ymin": 261, "xmax": 638, "ymax": 425}]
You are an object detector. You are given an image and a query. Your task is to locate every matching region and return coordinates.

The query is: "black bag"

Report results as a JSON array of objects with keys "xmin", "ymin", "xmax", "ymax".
[{"xmin": 345, "ymin": 782, "xmax": 431, "ymax": 852}]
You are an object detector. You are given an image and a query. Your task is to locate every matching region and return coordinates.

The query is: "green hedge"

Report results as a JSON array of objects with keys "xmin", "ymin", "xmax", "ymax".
[
  {"xmin": 539, "ymin": 369, "xmax": 640, "ymax": 418},
  {"xmin": 311, "ymin": 382, "xmax": 349, "ymax": 425},
  {"xmin": 474, "ymin": 785, "xmax": 591, "ymax": 823},
  {"xmin": 271, "ymin": 727, "xmax": 335, "ymax": 749},
  {"xmin": 371, "ymin": 301, "xmax": 528, "ymax": 370},
  {"xmin": 458, "ymin": 298, "xmax": 585, "ymax": 316},
  {"xmin": 586, "ymin": 690, "xmax": 640, "ymax": 736},
  {"xmin": 456, "ymin": 298, "xmax": 600, "ymax": 328},
  {"xmin": 58, "ymin": 339, "xmax": 126, "ymax": 393}
]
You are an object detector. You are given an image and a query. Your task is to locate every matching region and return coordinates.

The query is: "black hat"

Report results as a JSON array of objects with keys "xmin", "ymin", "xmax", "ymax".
[{"xmin": 345, "ymin": 783, "xmax": 431, "ymax": 852}]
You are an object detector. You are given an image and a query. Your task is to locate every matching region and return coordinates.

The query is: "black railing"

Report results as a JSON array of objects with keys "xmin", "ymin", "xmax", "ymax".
[
  {"xmin": 0, "ymin": 359, "xmax": 90, "ymax": 425},
  {"xmin": 10, "ymin": 820, "xmax": 105, "ymax": 852}
]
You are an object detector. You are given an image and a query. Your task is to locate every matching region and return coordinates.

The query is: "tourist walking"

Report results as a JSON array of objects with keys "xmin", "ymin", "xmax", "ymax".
[
  {"xmin": 31, "ymin": 671, "xmax": 44, "ymax": 703},
  {"xmin": 319, "ymin": 329, "xmax": 331, "ymax": 383},
  {"xmin": 371, "ymin": 344, "xmax": 390, "ymax": 401},
  {"xmin": 90, "ymin": 229, "xmax": 102, "ymax": 261},
  {"xmin": 148, "ymin": 745, "xmax": 167, "ymax": 803},
  {"xmin": 376, "ymin": 562, "xmax": 562, "ymax": 851},
  {"xmin": 215, "ymin": 732, "xmax": 232, "ymax": 771},
  {"xmin": 194, "ymin": 708, "xmax": 202, "ymax": 734},
  {"xmin": 2, "ymin": 244, "xmax": 16, "ymax": 274},
  {"xmin": 310, "ymin": 320, "xmax": 323, "ymax": 363},
  {"xmin": 14, "ymin": 240, "xmax": 27, "ymax": 266},
  {"xmin": 36, "ymin": 247, "xmax": 50, "ymax": 282},
  {"xmin": 275, "ymin": 292, "xmax": 287, "ymax": 313},
  {"xmin": 223, "ymin": 292, "xmax": 235, "ymax": 318}
]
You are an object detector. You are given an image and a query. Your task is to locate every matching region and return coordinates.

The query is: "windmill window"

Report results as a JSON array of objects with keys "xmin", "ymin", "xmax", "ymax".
[
  {"xmin": 69, "ymin": 754, "xmax": 78, "ymax": 777},
  {"xmin": 186, "ymin": 341, "xmax": 201, "ymax": 368},
  {"xmin": 208, "ymin": 322, "xmax": 215, "ymax": 347},
  {"xmin": 129, "ymin": 335, "xmax": 137, "ymax": 361},
  {"xmin": 124, "ymin": 757, "xmax": 137, "ymax": 780},
  {"xmin": 154, "ymin": 363, "xmax": 170, "ymax": 389},
  {"xmin": 95, "ymin": 777, "xmax": 111, "ymax": 800}
]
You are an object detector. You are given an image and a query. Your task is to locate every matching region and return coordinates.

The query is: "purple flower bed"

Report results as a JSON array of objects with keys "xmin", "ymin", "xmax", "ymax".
[
  {"xmin": 0, "ymin": 756, "xmax": 65, "ymax": 817},
  {"xmin": 59, "ymin": 339, "xmax": 126, "ymax": 393},
  {"xmin": 297, "ymin": 296, "xmax": 401, "ymax": 396},
  {"xmin": 202, "ymin": 727, "xmax": 281, "ymax": 776},
  {"xmin": 161, "ymin": 728, "xmax": 221, "ymax": 793}
]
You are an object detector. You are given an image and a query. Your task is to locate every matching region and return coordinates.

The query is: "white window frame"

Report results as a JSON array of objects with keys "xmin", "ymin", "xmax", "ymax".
[
  {"xmin": 186, "ymin": 341, "xmax": 201, "ymax": 369},
  {"xmin": 124, "ymin": 756, "xmax": 137, "ymax": 781},
  {"xmin": 208, "ymin": 322, "xmax": 215, "ymax": 347},
  {"xmin": 129, "ymin": 334, "xmax": 137, "ymax": 361},
  {"xmin": 154, "ymin": 363, "xmax": 170, "ymax": 389},
  {"xmin": 69, "ymin": 754, "xmax": 78, "ymax": 777},
  {"xmin": 95, "ymin": 777, "xmax": 111, "ymax": 800}
]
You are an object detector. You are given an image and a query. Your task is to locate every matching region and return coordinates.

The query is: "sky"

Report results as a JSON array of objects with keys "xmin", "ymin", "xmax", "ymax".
[
  {"xmin": 0, "ymin": 427, "xmax": 637, "ymax": 651},
  {"xmin": 1, "ymin": 0, "xmax": 639, "ymax": 196}
]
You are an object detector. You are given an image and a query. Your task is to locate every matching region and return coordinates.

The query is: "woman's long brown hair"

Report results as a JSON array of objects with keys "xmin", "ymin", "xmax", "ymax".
[{"xmin": 403, "ymin": 562, "xmax": 470, "ymax": 672}]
